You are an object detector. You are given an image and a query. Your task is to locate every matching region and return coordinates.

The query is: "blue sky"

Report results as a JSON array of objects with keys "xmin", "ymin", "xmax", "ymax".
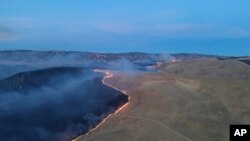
[{"xmin": 0, "ymin": 0, "xmax": 250, "ymax": 56}]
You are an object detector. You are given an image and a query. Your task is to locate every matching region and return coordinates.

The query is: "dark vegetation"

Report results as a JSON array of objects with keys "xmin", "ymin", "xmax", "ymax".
[{"xmin": 0, "ymin": 67, "xmax": 128, "ymax": 141}]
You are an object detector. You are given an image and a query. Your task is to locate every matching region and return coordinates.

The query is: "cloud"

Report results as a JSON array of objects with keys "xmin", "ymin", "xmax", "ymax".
[
  {"xmin": 1, "ymin": 16, "xmax": 249, "ymax": 43},
  {"xmin": 95, "ymin": 23, "xmax": 250, "ymax": 39},
  {"xmin": 0, "ymin": 25, "xmax": 15, "ymax": 41},
  {"xmin": 0, "ymin": 17, "xmax": 39, "ymax": 41},
  {"xmin": 97, "ymin": 23, "xmax": 136, "ymax": 34}
]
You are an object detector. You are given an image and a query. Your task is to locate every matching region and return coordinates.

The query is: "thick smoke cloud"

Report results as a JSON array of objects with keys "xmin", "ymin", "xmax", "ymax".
[
  {"xmin": 0, "ymin": 68, "xmax": 127, "ymax": 141},
  {"xmin": 0, "ymin": 51, "xmax": 175, "ymax": 141}
]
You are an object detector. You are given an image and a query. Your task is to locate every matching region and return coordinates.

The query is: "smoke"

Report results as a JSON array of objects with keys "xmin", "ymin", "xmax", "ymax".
[
  {"xmin": 0, "ymin": 51, "xmax": 175, "ymax": 141},
  {"xmin": 158, "ymin": 53, "xmax": 176, "ymax": 63},
  {"xmin": 108, "ymin": 58, "xmax": 141, "ymax": 72},
  {"xmin": 0, "ymin": 51, "xmax": 173, "ymax": 69},
  {"xmin": 0, "ymin": 68, "xmax": 127, "ymax": 141},
  {"xmin": 0, "ymin": 64, "xmax": 38, "ymax": 80}
]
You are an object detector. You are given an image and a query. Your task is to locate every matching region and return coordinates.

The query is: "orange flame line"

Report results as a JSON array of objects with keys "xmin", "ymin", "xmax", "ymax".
[{"xmin": 72, "ymin": 69, "xmax": 130, "ymax": 141}]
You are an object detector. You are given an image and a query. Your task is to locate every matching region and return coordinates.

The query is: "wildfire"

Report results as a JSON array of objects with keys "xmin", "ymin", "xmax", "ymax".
[
  {"xmin": 171, "ymin": 57, "xmax": 177, "ymax": 63},
  {"xmin": 71, "ymin": 69, "xmax": 130, "ymax": 141}
]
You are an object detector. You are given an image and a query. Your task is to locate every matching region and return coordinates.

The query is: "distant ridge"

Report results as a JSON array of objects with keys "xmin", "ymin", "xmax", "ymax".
[{"xmin": 1, "ymin": 50, "xmax": 249, "ymax": 65}]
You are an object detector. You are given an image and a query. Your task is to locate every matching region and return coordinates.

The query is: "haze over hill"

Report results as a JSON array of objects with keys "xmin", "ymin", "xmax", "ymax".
[
  {"xmin": 0, "ymin": 50, "xmax": 249, "ymax": 141},
  {"xmin": 0, "ymin": 67, "xmax": 128, "ymax": 141},
  {"xmin": 0, "ymin": 50, "xmax": 249, "ymax": 79},
  {"xmin": 0, "ymin": 50, "xmax": 170, "ymax": 80}
]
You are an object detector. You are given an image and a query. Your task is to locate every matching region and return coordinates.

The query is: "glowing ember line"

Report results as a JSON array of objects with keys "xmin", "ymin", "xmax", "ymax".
[{"xmin": 71, "ymin": 69, "xmax": 130, "ymax": 141}]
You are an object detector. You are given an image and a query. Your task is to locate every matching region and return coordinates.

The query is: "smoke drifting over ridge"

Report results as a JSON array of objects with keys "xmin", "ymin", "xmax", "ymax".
[
  {"xmin": 0, "ymin": 51, "xmax": 176, "ymax": 141},
  {"xmin": 0, "ymin": 50, "xmax": 176, "ymax": 80},
  {"xmin": 0, "ymin": 50, "xmax": 174, "ymax": 67},
  {"xmin": 0, "ymin": 67, "xmax": 128, "ymax": 141}
]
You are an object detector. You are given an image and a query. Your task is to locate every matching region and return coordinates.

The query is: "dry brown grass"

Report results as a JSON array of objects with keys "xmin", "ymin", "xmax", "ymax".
[{"xmin": 77, "ymin": 59, "xmax": 250, "ymax": 141}]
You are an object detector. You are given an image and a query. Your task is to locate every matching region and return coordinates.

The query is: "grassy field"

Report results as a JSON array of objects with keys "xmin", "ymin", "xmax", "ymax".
[{"xmin": 77, "ymin": 58, "xmax": 250, "ymax": 141}]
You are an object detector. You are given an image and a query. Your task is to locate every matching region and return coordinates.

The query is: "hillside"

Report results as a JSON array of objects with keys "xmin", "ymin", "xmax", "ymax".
[
  {"xmin": 0, "ymin": 67, "xmax": 128, "ymax": 141},
  {"xmin": 0, "ymin": 50, "xmax": 161, "ymax": 66},
  {"xmin": 161, "ymin": 58, "xmax": 250, "ymax": 79},
  {"xmin": 77, "ymin": 58, "xmax": 250, "ymax": 141}
]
